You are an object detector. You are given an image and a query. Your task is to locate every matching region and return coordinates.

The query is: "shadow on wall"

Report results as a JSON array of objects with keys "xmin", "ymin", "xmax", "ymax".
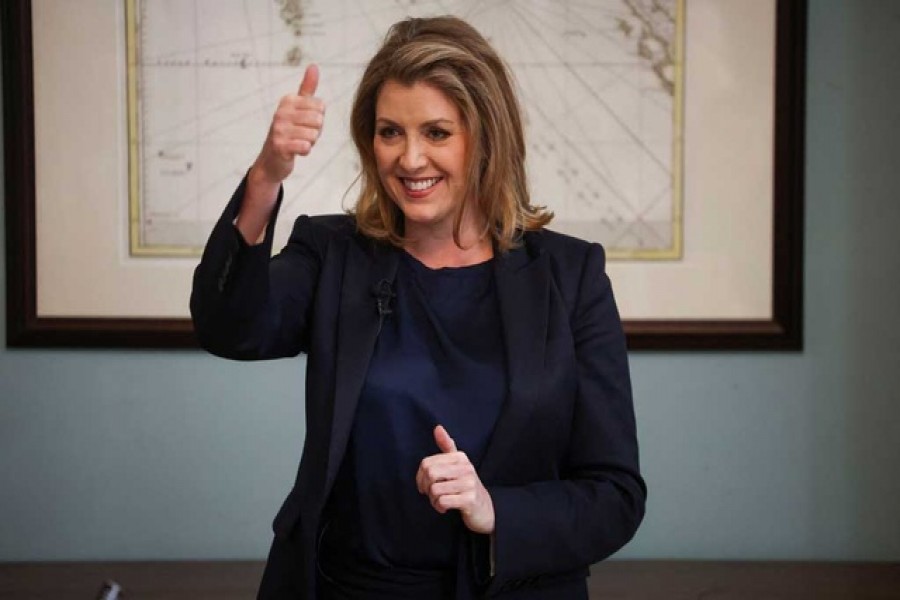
[{"xmin": 842, "ymin": 0, "xmax": 900, "ymax": 559}]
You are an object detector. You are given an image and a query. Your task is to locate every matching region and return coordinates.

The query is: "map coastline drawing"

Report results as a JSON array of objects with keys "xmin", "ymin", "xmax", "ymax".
[{"xmin": 126, "ymin": 0, "xmax": 684, "ymax": 260}]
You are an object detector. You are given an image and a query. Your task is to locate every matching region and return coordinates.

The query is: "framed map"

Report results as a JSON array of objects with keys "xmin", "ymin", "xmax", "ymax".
[
  {"xmin": 127, "ymin": 0, "xmax": 683, "ymax": 261},
  {"xmin": 3, "ymin": 0, "xmax": 805, "ymax": 349}
]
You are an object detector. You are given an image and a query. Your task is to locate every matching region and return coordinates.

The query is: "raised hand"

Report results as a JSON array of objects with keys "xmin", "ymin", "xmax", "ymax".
[
  {"xmin": 238, "ymin": 64, "xmax": 325, "ymax": 243},
  {"xmin": 252, "ymin": 63, "xmax": 326, "ymax": 185},
  {"xmin": 416, "ymin": 425, "xmax": 495, "ymax": 534}
]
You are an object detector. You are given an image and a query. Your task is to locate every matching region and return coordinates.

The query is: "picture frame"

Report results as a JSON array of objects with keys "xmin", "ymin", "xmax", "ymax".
[{"xmin": 3, "ymin": 0, "xmax": 805, "ymax": 350}]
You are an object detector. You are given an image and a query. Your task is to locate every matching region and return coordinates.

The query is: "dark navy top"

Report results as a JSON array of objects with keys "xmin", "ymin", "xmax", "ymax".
[{"xmin": 319, "ymin": 249, "xmax": 506, "ymax": 598}]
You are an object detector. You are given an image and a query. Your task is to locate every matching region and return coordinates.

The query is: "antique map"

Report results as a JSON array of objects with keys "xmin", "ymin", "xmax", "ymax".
[{"xmin": 127, "ymin": 0, "xmax": 684, "ymax": 259}]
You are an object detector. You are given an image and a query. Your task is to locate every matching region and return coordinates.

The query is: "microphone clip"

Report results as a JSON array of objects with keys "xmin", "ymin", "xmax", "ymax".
[{"xmin": 372, "ymin": 279, "xmax": 396, "ymax": 334}]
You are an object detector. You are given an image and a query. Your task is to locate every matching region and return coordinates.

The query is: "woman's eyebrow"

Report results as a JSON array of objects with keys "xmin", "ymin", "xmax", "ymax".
[{"xmin": 374, "ymin": 117, "xmax": 457, "ymax": 127}]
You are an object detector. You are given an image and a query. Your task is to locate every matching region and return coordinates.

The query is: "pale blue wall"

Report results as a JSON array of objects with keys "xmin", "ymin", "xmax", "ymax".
[{"xmin": 2, "ymin": 0, "xmax": 899, "ymax": 561}]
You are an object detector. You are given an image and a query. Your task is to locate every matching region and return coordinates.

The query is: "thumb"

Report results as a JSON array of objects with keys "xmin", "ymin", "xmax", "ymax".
[
  {"xmin": 298, "ymin": 63, "xmax": 319, "ymax": 97},
  {"xmin": 434, "ymin": 425, "xmax": 457, "ymax": 454}
]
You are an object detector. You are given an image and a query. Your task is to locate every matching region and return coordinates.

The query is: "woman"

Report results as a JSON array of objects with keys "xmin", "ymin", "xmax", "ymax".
[{"xmin": 192, "ymin": 16, "xmax": 645, "ymax": 600}]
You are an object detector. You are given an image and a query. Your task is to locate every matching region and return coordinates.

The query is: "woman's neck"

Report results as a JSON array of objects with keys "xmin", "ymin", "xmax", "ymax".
[{"xmin": 403, "ymin": 216, "xmax": 493, "ymax": 269}]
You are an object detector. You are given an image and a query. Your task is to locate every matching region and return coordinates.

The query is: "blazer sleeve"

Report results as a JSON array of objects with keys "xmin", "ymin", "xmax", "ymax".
[
  {"xmin": 190, "ymin": 176, "xmax": 325, "ymax": 360},
  {"xmin": 485, "ymin": 243, "xmax": 646, "ymax": 592}
]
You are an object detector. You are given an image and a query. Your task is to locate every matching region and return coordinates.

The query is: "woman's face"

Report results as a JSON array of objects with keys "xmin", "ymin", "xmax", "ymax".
[{"xmin": 373, "ymin": 79, "xmax": 471, "ymax": 238}]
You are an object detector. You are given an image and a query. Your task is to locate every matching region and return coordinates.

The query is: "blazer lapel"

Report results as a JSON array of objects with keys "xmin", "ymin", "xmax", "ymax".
[
  {"xmin": 324, "ymin": 238, "xmax": 400, "ymax": 497},
  {"xmin": 479, "ymin": 238, "xmax": 550, "ymax": 482}
]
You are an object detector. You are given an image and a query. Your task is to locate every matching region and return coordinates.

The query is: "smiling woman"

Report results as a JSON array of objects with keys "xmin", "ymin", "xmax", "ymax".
[
  {"xmin": 349, "ymin": 17, "xmax": 554, "ymax": 256},
  {"xmin": 190, "ymin": 14, "xmax": 645, "ymax": 600},
  {"xmin": 373, "ymin": 80, "xmax": 483, "ymax": 266}
]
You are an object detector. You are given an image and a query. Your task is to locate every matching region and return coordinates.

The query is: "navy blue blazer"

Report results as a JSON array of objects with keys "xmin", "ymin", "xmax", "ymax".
[{"xmin": 191, "ymin": 178, "xmax": 646, "ymax": 599}]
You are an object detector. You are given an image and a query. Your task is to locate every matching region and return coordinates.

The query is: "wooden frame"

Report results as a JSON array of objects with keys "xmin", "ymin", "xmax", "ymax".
[{"xmin": 3, "ymin": 0, "xmax": 805, "ymax": 350}]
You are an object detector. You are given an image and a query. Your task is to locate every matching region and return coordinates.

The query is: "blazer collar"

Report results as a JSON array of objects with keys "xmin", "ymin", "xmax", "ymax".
[
  {"xmin": 325, "ymin": 237, "xmax": 400, "ymax": 497},
  {"xmin": 479, "ymin": 235, "xmax": 550, "ymax": 481}
]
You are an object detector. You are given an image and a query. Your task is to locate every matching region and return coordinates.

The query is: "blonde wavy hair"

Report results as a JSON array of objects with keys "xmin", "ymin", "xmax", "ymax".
[{"xmin": 350, "ymin": 16, "xmax": 552, "ymax": 251}]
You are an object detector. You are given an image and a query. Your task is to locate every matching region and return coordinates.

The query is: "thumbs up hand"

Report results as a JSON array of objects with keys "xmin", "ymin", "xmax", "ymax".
[
  {"xmin": 236, "ymin": 64, "xmax": 325, "ymax": 243},
  {"xmin": 252, "ymin": 63, "xmax": 325, "ymax": 185},
  {"xmin": 416, "ymin": 425, "xmax": 495, "ymax": 535}
]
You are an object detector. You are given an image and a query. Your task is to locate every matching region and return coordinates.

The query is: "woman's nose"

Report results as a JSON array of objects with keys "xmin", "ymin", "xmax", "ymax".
[{"xmin": 399, "ymin": 139, "xmax": 426, "ymax": 171}]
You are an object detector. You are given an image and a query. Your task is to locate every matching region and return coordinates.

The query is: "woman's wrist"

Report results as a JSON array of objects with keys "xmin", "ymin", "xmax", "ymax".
[{"xmin": 236, "ymin": 165, "xmax": 280, "ymax": 244}]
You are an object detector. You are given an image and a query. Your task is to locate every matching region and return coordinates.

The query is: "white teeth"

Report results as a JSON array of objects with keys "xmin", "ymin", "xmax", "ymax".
[{"xmin": 403, "ymin": 177, "xmax": 440, "ymax": 191}]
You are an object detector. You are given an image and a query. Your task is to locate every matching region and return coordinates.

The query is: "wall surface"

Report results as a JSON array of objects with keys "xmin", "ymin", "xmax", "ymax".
[{"xmin": 2, "ymin": 0, "xmax": 899, "ymax": 561}]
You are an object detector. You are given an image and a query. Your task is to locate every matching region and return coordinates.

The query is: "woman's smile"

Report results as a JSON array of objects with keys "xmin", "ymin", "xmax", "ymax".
[{"xmin": 401, "ymin": 176, "xmax": 443, "ymax": 195}]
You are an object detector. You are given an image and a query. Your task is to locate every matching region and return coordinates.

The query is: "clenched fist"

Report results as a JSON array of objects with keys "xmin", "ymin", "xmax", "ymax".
[
  {"xmin": 416, "ymin": 425, "xmax": 495, "ymax": 535},
  {"xmin": 252, "ymin": 63, "xmax": 326, "ymax": 185},
  {"xmin": 237, "ymin": 64, "xmax": 325, "ymax": 243}
]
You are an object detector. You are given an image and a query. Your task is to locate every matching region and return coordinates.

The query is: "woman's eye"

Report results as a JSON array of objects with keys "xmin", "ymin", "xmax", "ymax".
[
  {"xmin": 377, "ymin": 126, "xmax": 400, "ymax": 139},
  {"xmin": 427, "ymin": 128, "xmax": 450, "ymax": 141}
]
